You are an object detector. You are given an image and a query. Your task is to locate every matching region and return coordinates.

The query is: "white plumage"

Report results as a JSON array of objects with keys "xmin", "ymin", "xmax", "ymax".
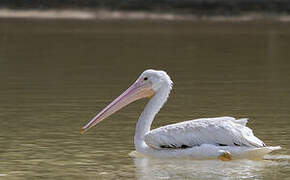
[
  {"xmin": 82, "ymin": 69, "xmax": 281, "ymax": 160},
  {"xmin": 145, "ymin": 117, "xmax": 265, "ymax": 149}
]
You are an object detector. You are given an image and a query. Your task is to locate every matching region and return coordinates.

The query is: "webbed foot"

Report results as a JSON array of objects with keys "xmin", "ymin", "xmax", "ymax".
[{"xmin": 219, "ymin": 151, "xmax": 232, "ymax": 161}]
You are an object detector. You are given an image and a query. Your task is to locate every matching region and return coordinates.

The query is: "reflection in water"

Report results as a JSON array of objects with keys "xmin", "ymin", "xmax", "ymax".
[
  {"xmin": 134, "ymin": 156, "xmax": 288, "ymax": 180},
  {"xmin": 0, "ymin": 19, "xmax": 290, "ymax": 179}
]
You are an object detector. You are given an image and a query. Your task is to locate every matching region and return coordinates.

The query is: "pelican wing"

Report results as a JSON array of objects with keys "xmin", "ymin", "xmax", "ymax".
[{"xmin": 144, "ymin": 117, "xmax": 266, "ymax": 149}]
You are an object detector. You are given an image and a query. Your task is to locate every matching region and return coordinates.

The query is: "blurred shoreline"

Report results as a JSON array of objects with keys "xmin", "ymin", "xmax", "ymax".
[
  {"xmin": 1, "ymin": 0, "xmax": 290, "ymax": 15},
  {"xmin": 0, "ymin": 9, "xmax": 290, "ymax": 22}
]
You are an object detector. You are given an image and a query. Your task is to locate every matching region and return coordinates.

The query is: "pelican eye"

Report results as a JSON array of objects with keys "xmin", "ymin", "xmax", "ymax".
[{"xmin": 143, "ymin": 77, "xmax": 148, "ymax": 81}]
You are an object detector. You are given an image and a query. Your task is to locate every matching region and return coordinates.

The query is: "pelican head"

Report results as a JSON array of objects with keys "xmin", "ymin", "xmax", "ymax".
[{"xmin": 81, "ymin": 69, "xmax": 172, "ymax": 134}]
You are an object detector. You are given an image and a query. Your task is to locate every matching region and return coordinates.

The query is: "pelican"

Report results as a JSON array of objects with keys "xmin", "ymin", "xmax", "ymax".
[{"xmin": 81, "ymin": 69, "xmax": 281, "ymax": 160}]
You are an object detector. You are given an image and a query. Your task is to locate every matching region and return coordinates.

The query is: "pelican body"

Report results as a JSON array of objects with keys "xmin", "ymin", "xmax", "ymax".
[{"xmin": 81, "ymin": 69, "xmax": 280, "ymax": 160}]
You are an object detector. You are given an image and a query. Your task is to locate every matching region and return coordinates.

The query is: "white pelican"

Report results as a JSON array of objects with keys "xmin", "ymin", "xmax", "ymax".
[{"xmin": 81, "ymin": 69, "xmax": 281, "ymax": 160}]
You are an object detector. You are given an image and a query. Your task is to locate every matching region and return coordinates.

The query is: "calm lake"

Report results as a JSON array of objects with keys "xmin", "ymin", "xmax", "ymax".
[{"xmin": 0, "ymin": 18, "xmax": 289, "ymax": 179}]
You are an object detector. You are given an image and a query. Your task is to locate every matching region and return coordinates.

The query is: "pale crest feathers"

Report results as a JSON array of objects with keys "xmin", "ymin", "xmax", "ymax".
[{"xmin": 140, "ymin": 69, "xmax": 173, "ymax": 91}]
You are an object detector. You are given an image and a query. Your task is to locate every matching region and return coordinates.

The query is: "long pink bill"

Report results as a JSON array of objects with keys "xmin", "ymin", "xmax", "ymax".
[{"xmin": 81, "ymin": 81, "xmax": 154, "ymax": 134}]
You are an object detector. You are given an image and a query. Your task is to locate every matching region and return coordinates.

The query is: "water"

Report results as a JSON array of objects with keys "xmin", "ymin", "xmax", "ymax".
[{"xmin": 0, "ymin": 19, "xmax": 290, "ymax": 179}]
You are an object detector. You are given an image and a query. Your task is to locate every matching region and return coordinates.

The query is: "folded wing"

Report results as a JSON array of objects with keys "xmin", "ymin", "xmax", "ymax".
[{"xmin": 144, "ymin": 117, "xmax": 266, "ymax": 149}]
